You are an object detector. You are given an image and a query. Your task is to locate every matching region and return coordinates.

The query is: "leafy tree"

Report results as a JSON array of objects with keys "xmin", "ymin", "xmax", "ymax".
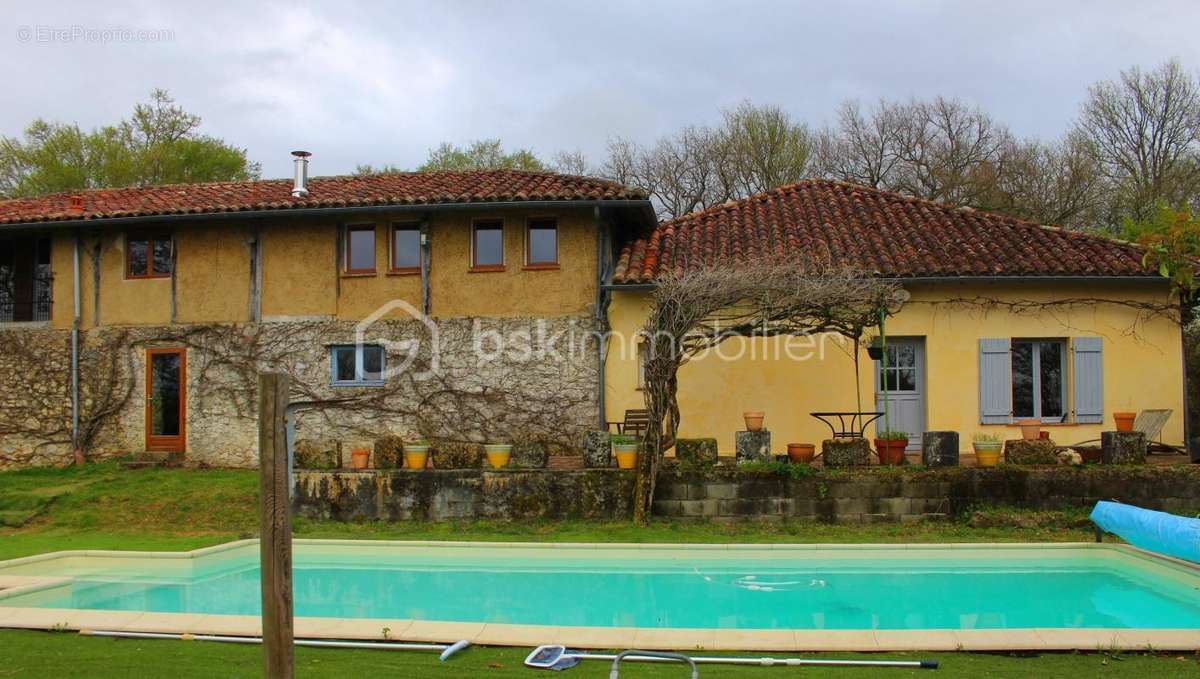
[
  {"xmin": 417, "ymin": 139, "xmax": 546, "ymax": 172},
  {"xmin": 0, "ymin": 89, "xmax": 259, "ymax": 198},
  {"xmin": 1124, "ymin": 204, "xmax": 1200, "ymax": 301}
]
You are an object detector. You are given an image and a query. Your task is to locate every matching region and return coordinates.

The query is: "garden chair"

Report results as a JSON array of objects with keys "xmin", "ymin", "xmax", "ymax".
[
  {"xmin": 607, "ymin": 409, "xmax": 651, "ymax": 437},
  {"xmin": 1071, "ymin": 409, "xmax": 1183, "ymax": 454}
]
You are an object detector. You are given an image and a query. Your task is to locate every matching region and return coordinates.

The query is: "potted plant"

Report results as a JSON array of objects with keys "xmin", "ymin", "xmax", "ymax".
[
  {"xmin": 972, "ymin": 433, "xmax": 1002, "ymax": 467},
  {"xmin": 866, "ymin": 336, "xmax": 885, "ymax": 361},
  {"xmin": 1017, "ymin": 419, "xmax": 1041, "ymax": 441},
  {"xmin": 611, "ymin": 434, "xmax": 640, "ymax": 470},
  {"xmin": 483, "ymin": 442, "xmax": 513, "ymax": 469},
  {"xmin": 873, "ymin": 431, "xmax": 908, "ymax": 465},
  {"xmin": 1113, "ymin": 411, "xmax": 1136, "ymax": 432},
  {"xmin": 786, "ymin": 442, "xmax": 815, "ymax": 464},
  {"xmin": 404, "ymin": 440, "xmax": 431, "ymax": 470},
  {"xmin": 349, "ymin": 446, "xmax": 371, "ymax": 470},
  {"xmin": 743, "ymin": 410, "xmax": 765, "ymax": 432}
]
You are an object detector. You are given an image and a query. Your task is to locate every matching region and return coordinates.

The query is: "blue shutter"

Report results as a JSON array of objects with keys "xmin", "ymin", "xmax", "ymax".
[
  {"xmin": 1073, "ymin": 337, "xmax": 1104, "ymax": 424},
  {"xmin": 979, "ymin": 338, "xmax": 1011, "ymax": 424}
]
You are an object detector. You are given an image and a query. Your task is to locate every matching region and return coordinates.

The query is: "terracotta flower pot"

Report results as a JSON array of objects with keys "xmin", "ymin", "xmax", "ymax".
[
  {"xmin": 787, "ymin": 443, "xmax": 815, "ymax": 464},
  {"xmin": 743, "ymin": 411, "xmax": 765, "ymax": 432},
  {"xmin": 404, "ymin": 445, "xmax": 430, "ymax": 470},
  {"xmin": 1113, "ymin": 411, "xmax": 1136, "ymax": 433},
  {"xmin": 613, "ymin": 443, "xmax": 639, "ymax": 470},
  {"xmin": 484, "ymin": 444, "xmax": 512, "ymax": 469},
  {"xmin": 349, "ymin": 448, "xmax": 371, "ymax": 469},
  {"xmin": 973, "ymin": 442, "xmax": 1002, "ymax": 467},
  {"xmin": 1017, "ymin": 419, "xmax": 1041, "ymax": 441},
  {"xmin": 874, "ymin": 438, "xmax": 907, "ymax": 465}
]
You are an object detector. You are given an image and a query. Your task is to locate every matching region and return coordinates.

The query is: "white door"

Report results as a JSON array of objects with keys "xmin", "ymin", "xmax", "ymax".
[{"xmin": 874, "ymin": 338, "xmax": 926, "ymax": 451}]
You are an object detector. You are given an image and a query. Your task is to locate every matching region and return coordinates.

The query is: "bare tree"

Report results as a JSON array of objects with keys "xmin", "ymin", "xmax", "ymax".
[
  {"xmin": 633, "ymin": 262, "xmax": 905, "ymax": 524},
  {"xmin": 1076, "ymin": 60, "xmax": 1200, "ymax": 222},
  {"xmin": 550, "ymin": 149, "xmax": 593, "ymax": 176},
  {"xmin": 812, "ymin": 99, "xmax": 907, "ymax": 189},
  {"xmin": 981, "ymin": 132, "xmax": 1106, "ymax": 230},
  {"xmin": 601, "ymin": 127, "xmax": 733, "ymax": 219}
]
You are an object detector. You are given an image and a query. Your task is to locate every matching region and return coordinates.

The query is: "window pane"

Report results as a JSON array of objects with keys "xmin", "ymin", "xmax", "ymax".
[
  {"xmin": 362, "ymin": 346, "xmax": 384, "ymax": 381},
  {"xmin": 347, "ymin": 228, "xmax": 376, "ymax": 271},
  {"xmin": 333, "ymin": 347, "xmax": 356, "ymax": 382},
  {"xmin": 528, "ymin": 220, "xmax": 557, "ymax": 264},
  {"xmin": 128, "ymin": 239, "xmax": 149, "ymax": 276},
  {"xmin": 1039, "ymin": 342, "xmax": 1064, "ymax": 419},
  {"xmin": 392, "ymin": 227, "xmax": 421, "ymax": 269},
  {"xmin": 150, "ymin": 353, "xmax": 181, "ymax": 436},
  {"xmin": 897, "ymin": 369, "xmax": 917, "ymax": 391},
  {"xmin": 1011, "ymin": 342, "xmax": 1034, "ymax": 418},
  {"xmin": 474, "ymin": 223, "xmax": 503, "ymax": 266},
  {"xmin": 152, "ymin": 238, "xmax": 172, "ymax": 275},
  {"xmin": 895, "ymin": 344, "xmax": 916, "ymax": 368},
  {"xmin": 880, "ymin": 368, "xmax": 897, "ymax": 391}
]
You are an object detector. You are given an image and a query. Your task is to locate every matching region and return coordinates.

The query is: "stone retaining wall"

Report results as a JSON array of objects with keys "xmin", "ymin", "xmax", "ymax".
[{"xmin": 293, "ymin": 465, "xmax": 1200, "ymax": 523}]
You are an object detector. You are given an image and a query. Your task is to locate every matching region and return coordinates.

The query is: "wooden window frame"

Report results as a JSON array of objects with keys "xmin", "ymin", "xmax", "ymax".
[
  {"xmin": 470, "ymin": 219, "xmax": 505, "ymax": 272},
  {"xmin": 523, "ymin": 216, "xmax": 560, "ymax": 270},
  {"xmin": 389, "ymin": 222, "xmax": 422, "ymax": 275},
  {"xmin": 145, "ymin": 347, "xmax": 187, "ymax": 452},
  {"xmin": 125, "ymin": 232, "xmax": 173, "ymax": 280},
  {"xmin": 343, "ymin": 224, "xmax": 378, "ymax": 275},
  {"xmin": 330, "ymin": 344, "xmax": 386, "ymax": 387}
]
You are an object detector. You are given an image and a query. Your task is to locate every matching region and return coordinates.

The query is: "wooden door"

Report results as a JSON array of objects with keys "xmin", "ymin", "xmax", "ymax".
[{"xmin": 145, "ymin": 348, "xmax": 186, "ymax": 452}]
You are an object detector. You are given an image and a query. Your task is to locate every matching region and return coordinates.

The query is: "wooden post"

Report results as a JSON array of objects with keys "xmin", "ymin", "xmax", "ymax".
[{"xmin": 258, "ymin": 373, "xmax": 294, "ymax": 679}]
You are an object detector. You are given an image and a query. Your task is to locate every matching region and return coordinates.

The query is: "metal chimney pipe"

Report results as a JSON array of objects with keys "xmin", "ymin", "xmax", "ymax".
[{"xmin": 291, "ymin": 151, "xmax": 311, "ymax": 198}]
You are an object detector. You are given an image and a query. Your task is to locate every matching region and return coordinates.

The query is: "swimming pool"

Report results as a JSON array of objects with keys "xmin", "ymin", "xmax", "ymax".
[{"xmin": 1, "ymin": 540, "xmax": 1198, "ymax": 650}]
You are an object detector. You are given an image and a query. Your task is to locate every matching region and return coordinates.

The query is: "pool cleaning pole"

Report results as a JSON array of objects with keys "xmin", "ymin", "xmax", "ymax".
[
  {"xmin": 79, "ymin": 630, "xmax": 470, "ymax": 661},
  {"xmin": 559, "ymin": 650, "xmax": 938, "ymax": 670}
]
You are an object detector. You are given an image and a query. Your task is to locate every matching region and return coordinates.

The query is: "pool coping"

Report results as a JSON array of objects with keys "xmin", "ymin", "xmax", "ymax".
[{"xmin": 1, "ymin": 540, "xmax": 1198, "ymax": 652}]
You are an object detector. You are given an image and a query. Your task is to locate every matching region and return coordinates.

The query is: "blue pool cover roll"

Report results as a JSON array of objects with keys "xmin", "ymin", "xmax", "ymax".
[{"xmin": 1090, "ymin": 501, "xmax": 1200, "ymax": 564}]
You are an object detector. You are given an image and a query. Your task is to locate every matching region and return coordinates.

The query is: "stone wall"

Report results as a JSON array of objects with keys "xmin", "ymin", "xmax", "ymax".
[
  {"xmin": 294, "ymin": 469, "xmax": 634, "ymax": 521},
  {"xmin": 0, "ymin": 315, "xmax": 599, "ymax": 469},
  {"xmin": 293, "ymin": 466, "xmax": 1200, "ymax": 523}
]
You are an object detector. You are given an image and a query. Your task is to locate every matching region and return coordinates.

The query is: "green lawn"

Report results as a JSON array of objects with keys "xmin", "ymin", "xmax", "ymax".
[{"xmin": 1, "ymin": 462, "xmax": 1195, "ymax": 678}]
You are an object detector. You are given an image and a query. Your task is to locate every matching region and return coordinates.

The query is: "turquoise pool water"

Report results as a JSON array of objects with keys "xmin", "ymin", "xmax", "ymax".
[{"xmin": 2, "ymin": 543, "xmax": 1199, "ymax": 630}]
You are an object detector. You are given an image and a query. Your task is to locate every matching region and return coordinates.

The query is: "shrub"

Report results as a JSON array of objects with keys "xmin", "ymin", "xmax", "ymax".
[
  {"xmin": 610, "ymin": 434, "xmax": 641, "ymax": 447},
  {"xmin": 434, "ymin": 441, "xmax": 482, "ymax": 469},
  {"xmin": 374, "ymin": 434, "xmax": 404, "ymax": 469},
  {"xmin": 738, "ymin": 459, "xmax": 818, "ymax": 479},
  {"xmin": 875, "ymin": 430, "xmax": 909, "ymax": 441},
  {"xmin": 972, "ymin": 432, "xmax": 1002, "ymax": 443},
  {"xmin": 293, "ymin": 439, "xmax": 339, "ymax": 469}
]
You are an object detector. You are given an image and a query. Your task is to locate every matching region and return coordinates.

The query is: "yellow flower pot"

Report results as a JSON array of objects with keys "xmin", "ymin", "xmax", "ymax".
[
  {"xmin": 485, "ymin": 444, "xmax": 512, "ymax": 469},
  {"xmin": 404, "ymin": 446, "xmax": 429, "ymax": 470},
  {"xmin": 614, "ymin": 444, "xmax": 639, "ymax": 470},
  {"xmin": 974, "ymin": 443, "xmax": 1002, "ymax": 467}
]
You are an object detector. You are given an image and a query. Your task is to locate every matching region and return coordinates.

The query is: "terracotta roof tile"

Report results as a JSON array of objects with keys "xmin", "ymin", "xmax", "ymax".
[
  {"xmin": 612, "ymin": 180, "xmax": 1153, "ymax": 282},
  {"xmin": 0, "ymin": 170, "xmax": 646, "ymax": 225}
]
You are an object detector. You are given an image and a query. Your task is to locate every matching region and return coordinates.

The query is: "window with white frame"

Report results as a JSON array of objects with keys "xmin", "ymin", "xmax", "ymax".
[
  {"xmin": 330, "ymin": 344, "xmax": 385, "ymax": 386},
  {"xmin": 1011, "ymin": 340, "xmax": 1066, "ymax": 421}
]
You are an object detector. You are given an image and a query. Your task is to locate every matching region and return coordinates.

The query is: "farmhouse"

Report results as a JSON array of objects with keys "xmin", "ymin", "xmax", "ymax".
[{"xmin": 0, "ymin": 158, "xmax": 1186, "ymax": 467}]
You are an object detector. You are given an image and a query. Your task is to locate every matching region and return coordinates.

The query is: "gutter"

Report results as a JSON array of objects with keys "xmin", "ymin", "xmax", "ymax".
[
  {"xmin": 602, "ymin": 275, "xmax": 1170, "ymax": 291},
  {"xmin": 70, "ymin": 232, "xmax": 81, "ymax": 460},
  {"xmin": 0, "ymin": 199, "xmax": 656, "ymax": 232}
]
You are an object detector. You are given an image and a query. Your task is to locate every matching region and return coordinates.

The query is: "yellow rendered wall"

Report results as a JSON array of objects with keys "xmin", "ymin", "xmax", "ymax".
[
  {"xmin": 605, "ymin": 282, "xmax": 1185, "ymax": 454},
  {"xmin": 261, "ymin": 219, "xmax": 339, "ymax": 318},
  {"xmin": 50, "ymin": 233, "xmax": 75, "ymax": 329},
  {"xmin": 92, "ymin": 231, "xmax": 172, "ymax": 327},
  {"xmin": 428, "ymin": 208, "xmax": 596, "ymax": 317},
  {"xmin": 174, "ymin": 223, "xmax": 251, "ymax": 323}
]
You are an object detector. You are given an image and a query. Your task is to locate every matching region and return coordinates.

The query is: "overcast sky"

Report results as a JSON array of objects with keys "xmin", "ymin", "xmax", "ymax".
[{"xmin": 5, "ymin": 0, "xmax": 1200, "ymax": 179}]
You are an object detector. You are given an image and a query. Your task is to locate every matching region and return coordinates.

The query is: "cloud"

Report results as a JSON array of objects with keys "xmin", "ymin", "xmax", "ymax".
[{"xmin": 3, "ymin": 0, "xmax": 1199, "ymax": 178}]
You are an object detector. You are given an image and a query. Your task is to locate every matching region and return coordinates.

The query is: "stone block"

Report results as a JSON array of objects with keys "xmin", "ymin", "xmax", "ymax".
[
  {"xmin": 676, "ymin": 438, "xmax": 718, "ymax": 468},
  {"xmin": 1101, "ymin": 431, "xmax": 1147, "ymax": 465},
  {"xmin": 821, "ymin": 438, "xmax": 871, "ymax": 467},
  {"xmin": 1004, "ymin": 439, "xmax": 1056, "ymax": 465},
  {"xmin": 735, "ymin": 430, "xmax": 772, "ymax": 462},
  {"xmin": 583, "ymin": 430, "xmax": 612, "ymax": 468},
  {"xmin": 921, "ymin": 431, "xmax": 960, "ymax": 467},
  {"xmin": 706, "ymin": 483, "xmax": 738, "ymax": 500}
]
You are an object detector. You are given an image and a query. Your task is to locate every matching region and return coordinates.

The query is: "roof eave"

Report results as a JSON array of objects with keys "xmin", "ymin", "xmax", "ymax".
[
  {"xmin": 603, "ymin": 274, "xmax": 1168, "ymax": 290},
  {"xmin": 0, "ymin": 198, "xmax": 657, "ymax": 231}
]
